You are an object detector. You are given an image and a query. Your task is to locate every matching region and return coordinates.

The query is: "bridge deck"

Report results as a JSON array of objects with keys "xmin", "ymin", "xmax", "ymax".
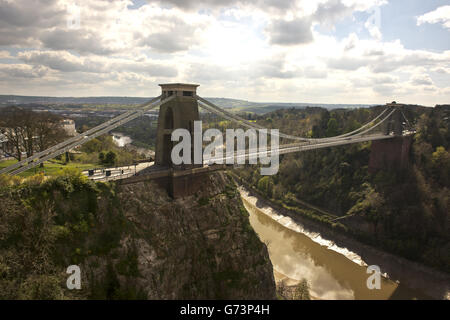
[
  {"xmin": 116, "ymin": 164, "xmax": 228, "ymax": 185},
  {"xmin": 84, "ymin": 133, "xmax": 406, "ymax": 184}
]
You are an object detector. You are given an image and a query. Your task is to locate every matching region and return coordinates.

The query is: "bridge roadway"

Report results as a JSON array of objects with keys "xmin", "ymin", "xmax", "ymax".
[{"xmin": 82, "ymin": 161, "xmax": 154, "ymax": 182}]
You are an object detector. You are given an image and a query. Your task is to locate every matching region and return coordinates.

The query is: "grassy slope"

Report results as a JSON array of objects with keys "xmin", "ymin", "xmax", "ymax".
[{"xmin": 0, "ymin": 159, "xmax": 99, "ymax": 177}]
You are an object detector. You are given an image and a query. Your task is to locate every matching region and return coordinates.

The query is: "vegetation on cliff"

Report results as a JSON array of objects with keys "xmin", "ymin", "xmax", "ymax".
[
  {"xmin": 0, "ymin": 169, "xmax": 127, "ymax": 299},
  {"xmin": 276, "ymin": 279, "xmax": 311, "ymax": 300}
]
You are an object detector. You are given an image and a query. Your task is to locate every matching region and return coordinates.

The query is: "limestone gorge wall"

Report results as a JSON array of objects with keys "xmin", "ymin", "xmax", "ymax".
[
  {"xmin": 0, "ymin": 171, "xmax": 275, "ymax": 299},
  {"xmin": 107, "ymin": 172, "xmax": 276, "ymax": 299}
]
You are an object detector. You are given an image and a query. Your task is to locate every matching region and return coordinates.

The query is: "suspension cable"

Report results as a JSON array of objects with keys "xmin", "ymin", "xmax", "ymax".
[
  {"xmin": 1, "ymin": 95, "xmax": 163, "ymax": 175},
  {"xmin": 197, "ymin": 95, "xmax": 391, "ymax": 143},
  {"xmin": 4, "ymin": 95, "xmax": 169, "ymax": 175}
]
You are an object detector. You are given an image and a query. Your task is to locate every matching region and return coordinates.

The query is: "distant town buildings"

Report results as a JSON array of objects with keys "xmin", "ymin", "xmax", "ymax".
[
  {"xmin": 60, "ymin": 119, "xmax": 77, "ymax": 136},
  {"xmin": 0, "ymin": 133, "xmax": 8, "ymax": 159}
]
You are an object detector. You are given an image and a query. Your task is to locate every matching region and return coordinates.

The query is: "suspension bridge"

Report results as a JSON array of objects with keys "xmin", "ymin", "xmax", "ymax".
[{"xmin": 0, "ymin": 83, "xmax": 414, "ymax": 197}]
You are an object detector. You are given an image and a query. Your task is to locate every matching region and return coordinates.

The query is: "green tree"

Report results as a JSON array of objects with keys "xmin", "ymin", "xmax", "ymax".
[
  {"xmin": 326, "ymin": 118, "xmax": 339, "ymax": 137},
  {"xmin": 81, "ymin": 138, "xmax": 103, "ymax": 153},
  {"xmin": 348, "ymin": 183, "xmax": 385, "ymax": 236},
  {"xmin": 99, "ymin": 152, "xmax": 106, "ymax": 164},
  {"xmin": 257, "ymin": 176, "xmax": 273, "ymax": 198},
  {"xmin": 431, "ymin": 146, "xmax": 450, "ymax": 185},
  {"xmin": 105, "ymin": 151, "xmax": 117, "ymax": 166}
]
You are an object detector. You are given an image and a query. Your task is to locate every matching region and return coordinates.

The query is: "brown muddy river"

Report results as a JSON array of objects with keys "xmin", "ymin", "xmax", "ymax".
[{"xmin": 243, "ymin": 198, "xmax": 432, "ymax": 300}]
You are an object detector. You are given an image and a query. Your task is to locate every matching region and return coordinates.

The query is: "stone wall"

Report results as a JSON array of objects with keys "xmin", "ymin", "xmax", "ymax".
[{"xmin": 368, "ymin": 136, "xmax": 413, "ymax": 174}]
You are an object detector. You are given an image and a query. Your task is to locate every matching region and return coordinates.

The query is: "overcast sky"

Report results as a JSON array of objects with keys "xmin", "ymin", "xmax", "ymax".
[{"xmin": 0, "ymin": 0, "xmax": 449, "ymax": 105}]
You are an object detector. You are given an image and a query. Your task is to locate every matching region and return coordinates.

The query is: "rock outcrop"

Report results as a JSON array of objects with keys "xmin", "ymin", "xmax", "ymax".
[{"xmin": 85, "ymin": 171, "xmax": 276, "ymax": 299}]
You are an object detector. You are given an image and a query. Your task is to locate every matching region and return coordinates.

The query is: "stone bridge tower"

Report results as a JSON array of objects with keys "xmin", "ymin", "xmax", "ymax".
[
  {"xmin": 153, "ymin": 83, "xmax": 208, "ymax": 198},
  {"xmin": 155, "ymin": 83, "xmax": 201, "ymax": 169}
]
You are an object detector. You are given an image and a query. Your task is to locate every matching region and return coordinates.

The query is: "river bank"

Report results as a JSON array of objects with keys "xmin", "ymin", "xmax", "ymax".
[{"xmin": 239, "ymin": 186, "xmax": 450, "ymax": 300}]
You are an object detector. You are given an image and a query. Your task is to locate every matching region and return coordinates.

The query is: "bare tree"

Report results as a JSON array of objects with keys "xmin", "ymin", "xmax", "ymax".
[
  {"xmin": 34, "ymin": 112, "xmax": 69, "ymax": 153},
  {"xmin": 0, "ymin": 107, "xmax": 27, "ymax": 161},
  {"xmin": 0, "ymin": 107, "xmax": 69, "ymax": 162},
  {"xmin": 22, "ymin": 109, "xmax": 37, "ymax": 158}
]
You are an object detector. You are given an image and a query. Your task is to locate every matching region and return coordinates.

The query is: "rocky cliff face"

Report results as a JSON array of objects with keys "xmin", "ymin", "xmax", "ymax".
[
  {"xmin": 0, "ymin": 171, "xmax": 275, "ymax": 299},
  {"xmin": 107, "ymin": 172, "xmax": 276, "ymax": 299}
]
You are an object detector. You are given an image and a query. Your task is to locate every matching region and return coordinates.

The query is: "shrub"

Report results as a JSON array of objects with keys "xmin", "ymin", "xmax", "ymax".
[
  {"xmin": 105, "ymin": 151, "xmax": 117, "ymax": 165},
  {"xmin": 0, "ymin": 174, "xmax": 24, "ymax": 188},
  {"xmin": 293, "ymin": 279, "xmax": 311, "ymax": 300},
  {"xmin": 99, "ymin": 152, "xmax": 105, "ymax": 163},
  {"xmin": 18, "ymin": 275, "xmax": 64, "ymax": 300},
  {"xmin": 25, "ymin": 172, "xmax": 46, "ymax": 186}
]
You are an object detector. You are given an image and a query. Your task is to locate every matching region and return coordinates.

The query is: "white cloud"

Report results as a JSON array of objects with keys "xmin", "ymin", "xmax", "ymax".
[
  {"xmin": 0, "ymin": 50, "xmax": 12, "ymax": 59},
  {"xmin": 0, "ymin": 0, "xmax": 65, "ymax": 46},
  {"xmin": 434, "ymin": 67, "xmax": 449, "ymax": 74},
  {"xmin": 0, "ymin": 0, "xmax": 447, "ymax": 106},
  {"xmin": 0, "ymin": 64, "xmax": 48, "ymax": 78},
  {"xmin": 302, "ymin": 66, "xmax": 328, "ymax": 79},
  {"xmin": 411, "ymin": 74, "xmax": 434, "ymax": 86},
  {"xmin": 365, "ymin": 21, "xmax": 382, "ymax": 40},
  {"xmin": 18, "ymin": 50, "xmax": 178, "ymax": 77},
  {"xmin": 267, "ymin": 17, "xmax": 314, "ymax": 45},
  {"xmin": 417, "ymin": 5, "xmax": 450, "ymax": 29},
  {"xmin": 18, "ymin": 50, "xmax": 95, "ymax": 73}
]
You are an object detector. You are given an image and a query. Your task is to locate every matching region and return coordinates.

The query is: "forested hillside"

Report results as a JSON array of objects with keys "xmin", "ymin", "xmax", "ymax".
[{"xmin": 234, "ymin": 105, "xmax": 450, "ymax": 273}]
